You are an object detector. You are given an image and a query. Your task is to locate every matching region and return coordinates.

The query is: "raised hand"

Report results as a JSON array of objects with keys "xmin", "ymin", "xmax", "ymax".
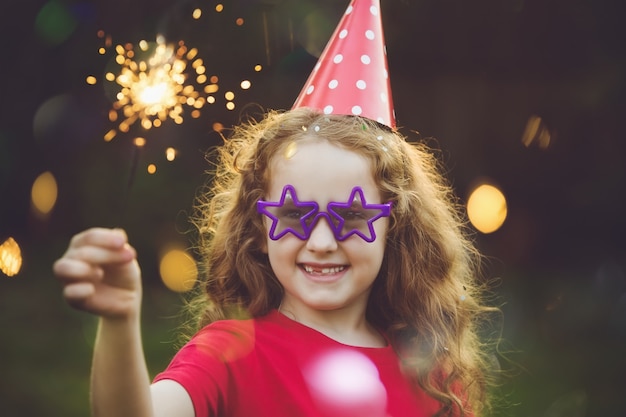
[{"xmin": 53, "ymin": 228, "xmax": 142, "ymax": 319}]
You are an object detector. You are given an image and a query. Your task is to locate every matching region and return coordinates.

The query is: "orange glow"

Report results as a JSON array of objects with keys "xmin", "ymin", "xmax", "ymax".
[
  {"xmin": 0, "ymin": 237, "xmax": 22, "ymax": 277},
  {"xmin": 104, "ymin": 129, "xmax": 116, "ymax": 142},
  {"xmin": 204, "ymin": 84, "xmax": 219, "ymax": 94}
]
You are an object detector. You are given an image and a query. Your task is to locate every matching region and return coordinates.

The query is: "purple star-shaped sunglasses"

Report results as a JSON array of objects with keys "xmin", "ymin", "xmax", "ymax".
[{"xmin": 257, "ymin": 185, "xmax": 392, "ymax": 243}]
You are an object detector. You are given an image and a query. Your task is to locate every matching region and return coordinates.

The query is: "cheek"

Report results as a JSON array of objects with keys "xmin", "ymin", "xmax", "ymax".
[
  {"xmin": 373, "ymin": 219, "xmax": 389, "ymax": 246},
  {"xmin": 363, "ymin": 223, "xmax": 388, "ymax": 266},
  {"xmin": 259, "ymin": 217, "xmax": 272, "ymax": 254},
  {"xmin": 266, "ymin": 236, "xmax": 301, "ymax": 261}
]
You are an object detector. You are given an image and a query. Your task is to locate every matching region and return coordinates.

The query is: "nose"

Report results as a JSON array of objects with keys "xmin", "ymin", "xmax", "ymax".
[{"xmin": 306, "ymin": 215, "xmax": 338, "ymax": 252}]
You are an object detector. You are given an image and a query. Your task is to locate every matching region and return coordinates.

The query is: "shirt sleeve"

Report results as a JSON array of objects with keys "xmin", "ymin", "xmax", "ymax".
[{"xmin": 152, "ymin": 319, "xmax": 256, "ymax": 417}]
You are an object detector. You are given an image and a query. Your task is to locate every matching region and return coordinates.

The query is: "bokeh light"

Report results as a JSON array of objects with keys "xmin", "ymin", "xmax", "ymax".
[
  {"xmin": 522, "ymin": 114, "xmax": 552, "ymax": 149},
  {"xmin": 297, "ymin": 10, "xmax": 336, "ymax": 58},
  {"xmin": 133, "ymin": 137, "xmax": 146, "ymax": 147},
  {"xmin": 165, "ymin": 147, "xmax": 177, "ymax": 161},
  {"xmin": 33, "ymin": 94, "xmax": 73, "ymax": 143},
  {"xmin": 31, "ymin": 171, "xmax": 58, "ymax": 218},
  {"xmin": 304, "ymin": 349, "xmax": 387, "ymax": 417},
  {"xmin": 0, "ymin": 237, "xmax": 22, "ymax": 277},
  {"xmin": 35, "ymin": 1, "xmax": 77, "ymax": 45},
  {"xmin": 159, "ymin": 248, "xmax": 198, "ymax": 292},
  {"xmin": 466, "ymin": 183, "xmax": 508, "ymax": 234}
]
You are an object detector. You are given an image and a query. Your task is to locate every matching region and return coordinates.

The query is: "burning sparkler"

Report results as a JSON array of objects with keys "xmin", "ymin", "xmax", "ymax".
[
  {"xmin": 80, "ymin": 2, "xmax": 263, "ymax": 218},
  {"xmin": 99, "ymin": 35, "xmax": 212, "ymax": 142}
]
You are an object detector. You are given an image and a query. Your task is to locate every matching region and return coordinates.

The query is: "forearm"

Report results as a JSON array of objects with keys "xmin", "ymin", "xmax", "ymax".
[{"xmin": 90, "ymin": 315, "xmax": 153, "ymax": 417}]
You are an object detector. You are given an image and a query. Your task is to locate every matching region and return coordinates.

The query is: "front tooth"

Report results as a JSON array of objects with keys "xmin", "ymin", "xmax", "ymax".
[{"xmin": 304, "ymin": 265, "xmax": 343, "ymax": 274}]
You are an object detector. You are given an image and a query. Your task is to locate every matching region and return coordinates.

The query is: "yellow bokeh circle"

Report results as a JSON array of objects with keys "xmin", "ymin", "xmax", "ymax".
[
  {"xmin": 159, "ymin": 249, "xmax": 198, "ymax": 292},
  {"xmin": 31, "ymin": 171, "xmax": 58, "ymax": 217},
  {"xmin": 466, "ymin": 184, "xmax": 508, "ymax": 234}
]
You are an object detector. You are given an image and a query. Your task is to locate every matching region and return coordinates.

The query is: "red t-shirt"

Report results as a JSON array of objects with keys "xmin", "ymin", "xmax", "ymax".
[{"xmin": 154, "ymin": 310, "xmax": 440, "ymax": 417}]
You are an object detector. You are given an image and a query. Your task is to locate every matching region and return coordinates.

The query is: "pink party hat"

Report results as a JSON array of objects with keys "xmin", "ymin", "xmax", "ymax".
[{"xmin": 292, "ymin": 0, "xmax": 396, "ymax": 129}]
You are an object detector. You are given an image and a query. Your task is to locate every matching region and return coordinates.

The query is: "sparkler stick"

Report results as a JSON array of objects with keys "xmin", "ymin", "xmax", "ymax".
[
  {"xmin": 116, "ymin": 138, "xmax": 144, "ymax": 224},
  {"xmin": 97, "ymin": 35, "xmax": 212, "ymax": 223}
]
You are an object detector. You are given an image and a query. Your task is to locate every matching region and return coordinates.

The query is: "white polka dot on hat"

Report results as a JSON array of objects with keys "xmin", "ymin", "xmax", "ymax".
[{"xmin": 292, "ymin": 0, "xmax": 396, "ymax": 129}]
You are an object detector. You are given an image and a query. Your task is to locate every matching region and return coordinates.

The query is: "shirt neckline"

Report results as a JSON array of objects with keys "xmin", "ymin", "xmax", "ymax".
[{"xmin": 267, "ymin": 308, "xmax": 392, "ymax": 351}]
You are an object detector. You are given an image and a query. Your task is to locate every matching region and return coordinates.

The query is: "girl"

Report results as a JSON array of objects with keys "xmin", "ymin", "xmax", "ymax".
[{"xmin": 54, "ymin": 107, "xmax": 497, "ymax": 417}]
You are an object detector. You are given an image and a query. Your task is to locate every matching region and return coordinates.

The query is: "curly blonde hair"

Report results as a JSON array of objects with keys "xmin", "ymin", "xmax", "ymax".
[{"xmin": 188, "ymin": 107, "xmax": 497, "ymax": 417}]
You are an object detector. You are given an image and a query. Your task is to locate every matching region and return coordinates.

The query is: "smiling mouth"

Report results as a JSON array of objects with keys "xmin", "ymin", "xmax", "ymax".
[{"xmin": 301, "ymin": 265, "xmax": 346, "ymax": 275}]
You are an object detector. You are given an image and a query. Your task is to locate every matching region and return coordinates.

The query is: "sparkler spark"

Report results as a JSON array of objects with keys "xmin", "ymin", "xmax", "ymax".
[{"xmin": 102, "ymin": 36, "xmax": 209, "ymax": 140}]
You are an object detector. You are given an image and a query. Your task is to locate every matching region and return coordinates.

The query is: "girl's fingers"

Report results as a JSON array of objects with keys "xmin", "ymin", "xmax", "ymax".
[
  {"xmin": 69, "ymin": 228, "xmax": 128, "ymax": 251},
  {"xmin": 53, "ymin": 257, "xmax": 104, "ymax": 282},
  {"xmin": 63, "ymin": 282, "xmax": 96, "ymax": 304},
  {"xmin": 64, "ymin": 244, "xmax": 136, "ymax": 266},
  {"xmin": 64, "ymin": 281, "xmax": 140, "ymax": 317},
  {"xmin": 54, "ymin": 228, "xmax": 143, "ymax": 317}
]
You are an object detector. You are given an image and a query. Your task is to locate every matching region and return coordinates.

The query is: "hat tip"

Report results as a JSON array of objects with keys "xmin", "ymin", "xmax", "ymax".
[{"xmin": 291, "ymin": 0, "xmax": 396, "ymax": 130}]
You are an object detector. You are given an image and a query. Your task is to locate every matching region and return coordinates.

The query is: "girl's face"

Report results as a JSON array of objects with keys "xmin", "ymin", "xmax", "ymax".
[{"xmin": 262, "ymin": 138, "xmax": 388, "ymax": 319}]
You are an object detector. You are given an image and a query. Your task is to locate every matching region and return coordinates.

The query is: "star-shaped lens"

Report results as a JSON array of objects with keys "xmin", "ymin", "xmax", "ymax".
[
  {"xmin": 328, "ymin": 187, "xmax": 391, "ymax": 242},
  {"xmin": 257, "ymin": 185, "xmax": 318, "ymax": 240}
]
